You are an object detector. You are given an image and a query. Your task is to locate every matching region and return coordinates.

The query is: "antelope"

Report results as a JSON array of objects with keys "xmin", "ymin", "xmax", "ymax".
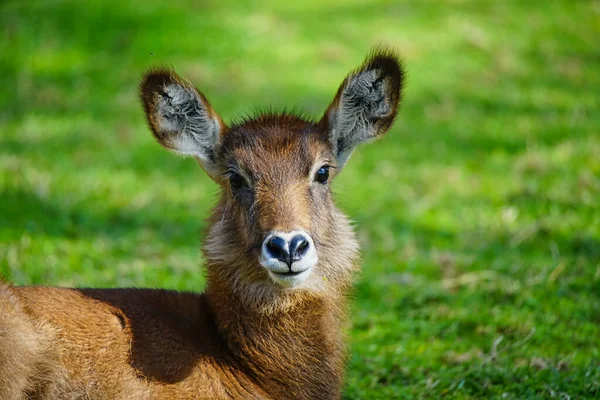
[{"xmin": 0, "ymin": 49, "xmax": 404, "ymax": 399}]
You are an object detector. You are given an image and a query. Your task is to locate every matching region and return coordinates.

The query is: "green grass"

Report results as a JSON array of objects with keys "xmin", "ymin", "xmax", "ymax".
[{"xmin": 1, "ymin": 0, "xmax": 599, "ymax": 398}]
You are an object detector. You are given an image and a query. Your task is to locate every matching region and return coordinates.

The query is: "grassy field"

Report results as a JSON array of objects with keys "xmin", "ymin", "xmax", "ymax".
[{"xmin": 1, "ymin": 0, "xmax": 599, "ymax": 398}]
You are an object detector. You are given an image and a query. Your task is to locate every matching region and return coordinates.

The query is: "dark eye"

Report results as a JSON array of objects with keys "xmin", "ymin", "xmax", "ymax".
[
  {"xmin": 315, "ymin": 165, "xmax": 330, "ymax": 184},
  {"xmin": 228, "ymin": 171, "xmax": 246, "ymax": 190}
]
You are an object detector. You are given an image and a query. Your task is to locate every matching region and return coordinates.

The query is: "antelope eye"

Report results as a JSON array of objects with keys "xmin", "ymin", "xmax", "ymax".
[
  {"xmin": 315, "ymin": 165, "xmax": 330, "ymax": 184},
  {"xmin": 228, "ymin": 171, "xmax": 246, "ymax": 190}
]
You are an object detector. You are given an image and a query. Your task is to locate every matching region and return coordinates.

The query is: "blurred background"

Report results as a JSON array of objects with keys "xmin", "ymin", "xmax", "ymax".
[{"xmin": 1, "ymin": 0, "xmax": 598, "ymax": 398}]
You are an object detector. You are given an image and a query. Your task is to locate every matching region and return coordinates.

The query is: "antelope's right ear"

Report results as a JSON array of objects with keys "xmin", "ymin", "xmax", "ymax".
[{"xmin": 140, "ymin": 69, "xmax": 225, "ymax": 178}]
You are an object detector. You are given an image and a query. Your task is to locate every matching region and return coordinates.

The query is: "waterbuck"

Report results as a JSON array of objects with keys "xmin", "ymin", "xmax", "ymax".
[{"xmin": 0, "ymin": 49, "xmax": 404, "ymax": 399}]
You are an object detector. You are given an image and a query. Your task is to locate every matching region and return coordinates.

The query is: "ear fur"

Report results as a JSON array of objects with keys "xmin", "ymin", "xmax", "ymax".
[
  {"xmin": 140, "ymin": 69, "xmax": 225, "ymax": 178},
  {"xmin": 320, "ymin": 49, "xmax": 404, "ymax": 167}
]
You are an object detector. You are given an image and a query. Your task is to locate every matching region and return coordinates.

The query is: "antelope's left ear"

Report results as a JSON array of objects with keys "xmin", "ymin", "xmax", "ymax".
[{"xmin": 320, "ymin": 50, "xmax": 404, "ymax": 167}]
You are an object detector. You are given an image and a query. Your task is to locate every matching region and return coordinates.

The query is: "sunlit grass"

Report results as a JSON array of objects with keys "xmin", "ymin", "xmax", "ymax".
[{"xmin": 1, "ymin": 0, "xmax": 599, "ymax": 398}]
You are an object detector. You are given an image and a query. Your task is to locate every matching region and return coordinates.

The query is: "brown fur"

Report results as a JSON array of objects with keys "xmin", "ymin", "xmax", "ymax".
[{"xmin": 0, "ymin": 50, "xmax": 404, "ymax": 399}]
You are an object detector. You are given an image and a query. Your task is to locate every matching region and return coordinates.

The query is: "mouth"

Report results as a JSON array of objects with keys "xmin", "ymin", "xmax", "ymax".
[
  {"xmin": 270, "ymin": 270, "xmax": 307, "ymax": 277},
  {"xmin": 266, "ymin": 268, "xmax": 312, "ymax": 287}
]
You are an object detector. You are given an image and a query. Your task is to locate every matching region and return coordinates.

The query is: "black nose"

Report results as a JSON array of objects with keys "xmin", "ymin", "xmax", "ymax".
[{"xmin": 265, "ymin": 234, "xmax": 311, "ymax": 267}]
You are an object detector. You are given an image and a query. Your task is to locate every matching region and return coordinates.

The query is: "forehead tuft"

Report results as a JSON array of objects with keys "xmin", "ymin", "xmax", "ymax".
[
  {"xmin": 220, "ymin": 113, "xmax": 328, "ymax": 163},
  {"xmin": 231, "ymin": 112, "xmax": 315, "ymax": 131}
]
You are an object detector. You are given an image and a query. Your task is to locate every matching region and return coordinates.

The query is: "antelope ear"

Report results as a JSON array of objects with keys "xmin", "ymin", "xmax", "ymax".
[
  {"xmin": 320, "ymin": 50, "xmax": 404, "ymax": 167},
  {"xmin": 140, "ymin": 69, "xmax": 225, "ymax": 178}
]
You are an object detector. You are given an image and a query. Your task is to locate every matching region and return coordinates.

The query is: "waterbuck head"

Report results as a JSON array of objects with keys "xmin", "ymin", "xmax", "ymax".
[{"xmin": 140, "ymin": 50, "xmax": 404, "ymax": 309}]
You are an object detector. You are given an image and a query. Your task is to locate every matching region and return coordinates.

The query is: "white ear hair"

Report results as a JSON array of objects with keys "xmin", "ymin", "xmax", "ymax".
[
  {"xmin": 156, "ymin": 84, "xmax": 221, "ymax": 160},
  {"xmin": 322, "ymin": 51, "xmax": 403, "ymax": 167},
  {"xmin": 141, "ymin": 70, "xmax": 225, "ymax": 178}
]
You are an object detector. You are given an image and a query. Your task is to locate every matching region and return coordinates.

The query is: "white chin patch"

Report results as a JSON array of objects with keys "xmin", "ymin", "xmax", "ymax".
[{"xmin": 267, "ymin": 268, "xmax": 312, "ymax": 288}]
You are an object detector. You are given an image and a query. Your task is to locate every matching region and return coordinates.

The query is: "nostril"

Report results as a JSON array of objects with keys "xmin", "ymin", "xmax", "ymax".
[
  {"xmin": 297, "ymin": 241, "xmax": 308, "ymax": 253},
  {"xmin": 266, "ymin": 236, "xmax": 290, "ymax": 263},
  {"xmin": 289, "ymin": 235, "xmax": 310, "ymax": 261}
]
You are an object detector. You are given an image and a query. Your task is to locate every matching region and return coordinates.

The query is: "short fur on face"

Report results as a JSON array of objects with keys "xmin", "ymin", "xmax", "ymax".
[{"xmin": 140, "ymin": 50, "xmax": 404, "ymax": 311}]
